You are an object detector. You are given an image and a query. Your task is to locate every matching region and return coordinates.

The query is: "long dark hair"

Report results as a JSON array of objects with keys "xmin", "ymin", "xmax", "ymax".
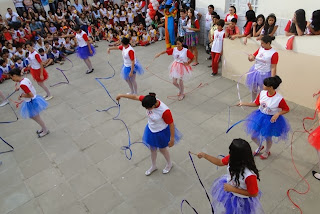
[
  {"xmin": 187, "ymin": 8, "xmax": 196, "ymax": 27},
  {"xmin": 290, "ymin": 9, "xmax": 306, "ymax": 34},
  {"xmin": 264, "ymin": 13, "xmax": 276, "ymax": 35},
  {"xmin": 311, "ymin": 10, "xmax": 320, "ymax": 32},
  {"xmin": 229, "ymin": 139, "xmax": 260, "ymax": 187},
  {"xmin": 256, "ymin": 14, "xmax": 265, "ymax": 32},
  {"xmin": 141, "ymin": 93, "xmax": 157, "ymax": 109},
  {"xmin": 244, "ymin": 10, "xmax": 256, "ymax": 28}
]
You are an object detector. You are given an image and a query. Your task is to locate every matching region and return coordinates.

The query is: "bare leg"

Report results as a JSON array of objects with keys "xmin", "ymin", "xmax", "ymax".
[
  {"xmin": 31, "ymin": 114, "xmax": 48, "ymax": 133},
  {"xmin": 125, "ymin": 78, "xmax": 134, "ymax": 94},
  {"xmin": 178, "ymin": 79, "xmax": 185, "ymax": 100},
  {"xmin": 129, "ymin": 74, "xmax": 138, "ymax": 94},
  {"xmin": 159, "ymin": 147, "xmax": 172, "ymax": 171},
  {"xmin": 194, "ymin": 47, "xmax": 198, "ymax": 64},
  {"xmin": 83, "ymin": 58, "xmax": 93, "ymax": 70},
  {"xmin": 37, "ymin": 81, "xmax": 51, "ymax": 97},
  {"xmin": 252, "ymin": 135, "xmax": 265, "ymax": 155},
  {"xmin": 314, "ymin": 150, "xmax": 320, "ymax": 179}
]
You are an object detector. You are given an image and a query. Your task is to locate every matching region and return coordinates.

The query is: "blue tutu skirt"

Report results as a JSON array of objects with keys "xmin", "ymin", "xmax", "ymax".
[
  {"xmin": 211, "ymin": 175, "xmax": 264, "ymax": 214},
  {"xmin": 76, "ymin": 45, "xmax": 96, "ymax": 60},
  {"xmin": 142, "ymin": 124, "xmax": 182, "ymax": 149},
  {"xmin": 20, "ymin": 95, "xmax": 48, "ymax": 119},
  {"xmin": 246, "ymin": 66, "xmax": 271, "ymax": 92},
  {"xmin": 121, "ymin": 60, "xmax": 145, "ymax": 80},
  {"xmin": 245, "ymin": 110, "xmax": 290, "ymax": 142}
]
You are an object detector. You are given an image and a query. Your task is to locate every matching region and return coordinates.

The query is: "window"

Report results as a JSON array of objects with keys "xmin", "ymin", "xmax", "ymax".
[
  {"xmin": 249, "ymin": 0, "xmax": 258, "ymax": 12},
  {"xmin": 227, "ymin": 0, "xmax": 259, "ymax": 14}
]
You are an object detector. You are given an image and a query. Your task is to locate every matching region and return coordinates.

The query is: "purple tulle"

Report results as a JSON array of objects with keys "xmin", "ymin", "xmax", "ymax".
[
  {"xmin": 246, "ymin": 65, "xmax": 271, "ymax": 92},
  {"xmin": 76, "ymin": 45, "xmax": 96, "ymax": 59},
  {"xmin": 245, "ymin": 109, "xmax": 290, "ymax": 142},
  {"xmin": 211, "ymin": 175, "xmax": 264, "ymax": 214}
]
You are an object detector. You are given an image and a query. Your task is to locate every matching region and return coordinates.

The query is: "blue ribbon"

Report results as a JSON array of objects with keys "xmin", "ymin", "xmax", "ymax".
[
  {"xmin": 95, "ymin": 61, "xmax": 143, "ymax": 160},
  {"xmin": 181, "ymin": 152, "xmax": 214, "ymax": 214},
  {"xmin": 50, "ymin": 57, "xmax": 73, "ymax": 87}
]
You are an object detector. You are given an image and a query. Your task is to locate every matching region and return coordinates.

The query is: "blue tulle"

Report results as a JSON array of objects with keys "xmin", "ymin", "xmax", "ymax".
[
  {"xmin": 20, "ymin": 95, "xmax": 48, "ymax": 119},
  {"xmin": 76, "ymin": 45, "xmax": 96, "ymax": 59},
  {"xmin": 211, "ymin": 175, "xmax": 264, "ymax": 214},
  {"xmin": 120, "ymin": 60, "xmax": 145, "ymax": 80},
  {"xmin": 246, "ymin": 65, "xmax": 271, "ymax": 92},
  {"xmin": 245, "ymin": 110, "xmax": 290, "ymax": 142},
  {"xmin": 142, "ymin": 124, "xmax": 182, "ymax": 149}
]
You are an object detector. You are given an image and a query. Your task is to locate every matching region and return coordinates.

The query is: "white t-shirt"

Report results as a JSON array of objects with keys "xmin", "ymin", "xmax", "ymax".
[
  {"xmin": 6, "ymin": 12, "xmax": 20, "ymax": 22},
  {"xmin": 211, "ymin": 29, "xmax": 225, "ymax": 53},
  {"xmin": 14, "ymin": 0, "xmax": 24, "ymax": 7}
]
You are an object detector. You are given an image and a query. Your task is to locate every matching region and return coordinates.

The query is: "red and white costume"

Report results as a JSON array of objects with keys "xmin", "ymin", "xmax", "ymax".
[
  {"xmin": 139, "ymin": 96, "xmax": 173, "ymax": 132},
  {"xmin": 75, "ymin": 30, "xmax": 89, "ymax": 48},
  {"xmin": 253, "ymin": 47, "xmax": 278, "ymax": 72},
  {"xmin": 28, "ymin": 50, "xmax": 48, "ymax": 82},
  {"xmin": 225, "ymin": 13, "xmax": 238, "ymax": 23},
  {"xmin": 254, "ymin": 91, "xmax": 289, "ymax": 115},
  {"xmin": 211, "ymin": 29, "xmax": 225, "ymax": 74},
  {"xmin": 166, "ymin": 47, "xmax": 194, "ymax": 80},
  {"xmin": 119, "ymin": 45, "xmax": 136, "ymax": 66},
  {"xmin": 19, "ymin": 78, "xmax": 37, "ymax": 102},
  {"xmin": 221, "ymin": 155, "xmax": 259, "ymax": 198}
]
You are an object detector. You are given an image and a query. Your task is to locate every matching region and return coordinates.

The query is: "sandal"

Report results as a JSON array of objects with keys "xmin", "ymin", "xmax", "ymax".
[
  {"xmin": 38, "ymin": 130, "xmax": 50, "ymax": 138},
  {"xmin": 192, "ymin": 62, "xmax": 199, "ymax": 66},
  {"xmin": 36, "ymin": 129, "xmax": 43, "ymax": 134},
  {"xmin": 253, "ymin": 146, "xmax": 264, "ymax": 156},
  {"xmin": 178, "ymin": 94, "xmax": 185, "ymax": 101},
  {"xmin": 260, "ymin": 151, "xmax": 270, "ymax": 160}
]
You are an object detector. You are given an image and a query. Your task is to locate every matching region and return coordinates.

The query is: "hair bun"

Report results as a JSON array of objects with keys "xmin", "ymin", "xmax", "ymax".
[
  {"xmin": 274, "ymin": 75, "xmax": 282, "ymax": 84},
  {"xmin": 149, "ymin": 92, "xmax": 156, "ymax": 97}
]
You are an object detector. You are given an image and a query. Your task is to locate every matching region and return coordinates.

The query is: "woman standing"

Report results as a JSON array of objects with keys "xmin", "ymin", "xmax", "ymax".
[{"xmin": 184, "ymin": 8, "xmax": 200, "ymax": 66}]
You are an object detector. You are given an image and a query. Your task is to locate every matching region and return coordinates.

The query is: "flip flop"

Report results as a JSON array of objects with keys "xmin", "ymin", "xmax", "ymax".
[
  {"xmin": 38, "ymin": 130, "xmax": 50, "ymax": 138},
  {"xmin": 192, "ymin": 62, "xmax": 199, "ymax": 66},
  {"xmin": 178, "ymin": 94, "xmax": 185, "ymax": 101}
]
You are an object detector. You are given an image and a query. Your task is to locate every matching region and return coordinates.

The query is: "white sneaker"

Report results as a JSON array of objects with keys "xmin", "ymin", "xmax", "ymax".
[
  {"xmin": 0, "ymin": 100, "xmax": 9, "ymax": 107},
  {"xmin": 45, "ymin": 96, "xmax": 53, "ymax": 101}
]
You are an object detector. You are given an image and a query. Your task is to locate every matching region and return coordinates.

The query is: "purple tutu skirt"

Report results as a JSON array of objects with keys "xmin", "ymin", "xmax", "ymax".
[
  {"xmin": 245, "ymin": 65, "xmax": 271, "ymax": 92},
  {"xmin": 185, "ymin": 32, "xmax": 198, "ymax": 47},
  {"xmin": 20, "ymin": 95, "xmax": 48, "ymax": 119},
  {"xmin": 120, "ymin": 60, "xmax": 145, "ymax": 80},
  {"xmin": 76, "ymin": 45, "xmax": 96, "ymax": 59},
  {"xmin": 142, "ymin": 124, "xmax": 182, "ymax": 149},
  {"xmin": 211, "ymin": 175, "xmax": 264, "ymax": 214},
  {"xmin": 245, "ymin": 110, "xmax": 290, "ymax": 142}
]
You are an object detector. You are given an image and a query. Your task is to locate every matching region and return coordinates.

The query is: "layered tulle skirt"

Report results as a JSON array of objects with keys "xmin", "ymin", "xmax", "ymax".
[
  {"xmin": 246, "ymin": 65, "xmax": 271, "ymax": 92},
  {"xmin": 169, "ymin": 61, "xmax": 192, "ymax": 80},
  {"xmin": 308, "ymin": 126, "xmax": 320, "ymax": 151},
  {"xmin": 245, "ymin": 110, "xmax": 290, "ymax": 142},
  {"xmin": 142, "ymin": 124, "xmax": 182, "ymax": 149},
  {"xmin": 20, "ymin": 95, "xmax": 48, "ymax": 119},
  {"xmin": 211, "ymin": 175, "xmax": 264, "ymax": 214},
  {"xmin": 121, "ymin": 60, "xmax": 145, "ymax": 80},
  {"xmin": 76, "ymin": 45, "xmax": 96, "ymax": 59}
]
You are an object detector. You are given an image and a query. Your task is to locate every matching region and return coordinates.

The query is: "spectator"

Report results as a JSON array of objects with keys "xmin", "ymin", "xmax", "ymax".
[
  {"xmin": 49, "ymin": 0, "xmax": 56, "ymax": 13},
  {"xmin": 30, "ymin": 18, "xmax": 43, "ymax": 36},
  {"xmin": 252, "ymin": 14, "xmax": 265, "ymax": 37},
  {"xmin": 307, "ymin": 10, "xmax": 320, "ymax": 35},
  {"xmin": 23, "ymin": 0, "xmax": 34, "ymax": 11},
  {"xmin": 204, "ymin": 5, "xmax": 214, "ymax": 52},
  {"xmin": 225, "ymin": 6, "xmax": 238, "ymax": 25},
  {"xmin": 73, "ymin": 0, "xmax": 83, "ymax": 13},
  {"xmin": 13, "ymin": 0, "xmax": 26, "ymax": 16},
  {"xmin": 6, "ymin": 8, "xmax": 22, "ymax": 28},
  {"xmin": 285, "ymin": 9, "xmax": 307, "ymax": 36},
  {"xmin": 225, "ymin": 18, "xmax": 240, "ymax": 40},
  {"xmin": 137, "ymin": 0, "xmax": 146, "ymax": 27},
  {"xmin": 41, "ymin": 0, "xmax": 50, "ymax": 15}
]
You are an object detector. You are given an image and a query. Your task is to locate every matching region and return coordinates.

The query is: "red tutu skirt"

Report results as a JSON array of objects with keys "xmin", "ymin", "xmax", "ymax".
[
  {"xmin": 30, "ymin": 68, "xmax": 48, "ymax": 82},
  {"xmin": 308, "ymin": 126, "xmax": 320, "ymax": 151},
  {"xmin": 169, "ymin": 61, "xmax": 192, "ymax": 81}
]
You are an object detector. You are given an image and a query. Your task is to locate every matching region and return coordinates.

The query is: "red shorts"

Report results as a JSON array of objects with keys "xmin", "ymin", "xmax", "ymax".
[{"xmin": 30, "ymin": 68, "xmax": 48, "ymax": 82}]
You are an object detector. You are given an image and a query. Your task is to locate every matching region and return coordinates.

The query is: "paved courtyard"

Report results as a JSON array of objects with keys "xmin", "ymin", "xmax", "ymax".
[{"xmin": 0, "ymin": 41, "xmax": 319, "ymax": 214}]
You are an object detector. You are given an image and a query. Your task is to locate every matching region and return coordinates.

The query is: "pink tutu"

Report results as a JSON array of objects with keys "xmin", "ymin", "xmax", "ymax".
[{"xmin": 169, "ymin": 61, "xmax": 192, "ymax": 80}]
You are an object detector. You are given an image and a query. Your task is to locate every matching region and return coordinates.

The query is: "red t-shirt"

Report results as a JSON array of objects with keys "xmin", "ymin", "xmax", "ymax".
[
  {"xmin": 221, "ymin": 155, "xmax": 259, "ymax": 195},
  {"xmin": 139, "ymin": 95, "xmax": 173, "ymax": 124}
]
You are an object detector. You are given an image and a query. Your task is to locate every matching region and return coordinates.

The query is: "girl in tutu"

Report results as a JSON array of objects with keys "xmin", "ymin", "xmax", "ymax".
[
  {"xmin": 26, "ymin": 42, "xmax": 53, "ymax": 101},
  {"xmin": 246, "ymin": 35, "xmax": 278, "ymax": 101},
  {"xmin": 154, "ymin": 36, "xmax": 194, "ymax": 101},
  {"xmin": 238, "ymin": 76, "xmax": 290, "ymax": 159},
  {"xmin": 108, "ymin": 37, "xmax": 144, "ymax": 95},
  {"xmin": 197, "ymin": 138, "xmax": 264, "ymax": 214},
  {"xmin": 308, "ymin": 95, "xmax": 320, "ymax": 180},
  {"xmin": 184, "ymin": 8, "xmax": 200, "ymax": 66},
  {"xmin": 116, "ymin": 93, "xmax": 182, "ymax": 175},
  {"xmin": 74, "ymin": 25, "xmax": 95, "ymax": 74},
  {"xmin": 9, "ymin": 68, "xmax": 49, "ymax": 138}
]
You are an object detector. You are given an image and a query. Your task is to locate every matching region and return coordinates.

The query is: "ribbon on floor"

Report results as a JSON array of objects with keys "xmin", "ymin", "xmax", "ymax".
[{"xmin": 50, "ymin": 57, "xmax": 73, "ymax": 87}]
